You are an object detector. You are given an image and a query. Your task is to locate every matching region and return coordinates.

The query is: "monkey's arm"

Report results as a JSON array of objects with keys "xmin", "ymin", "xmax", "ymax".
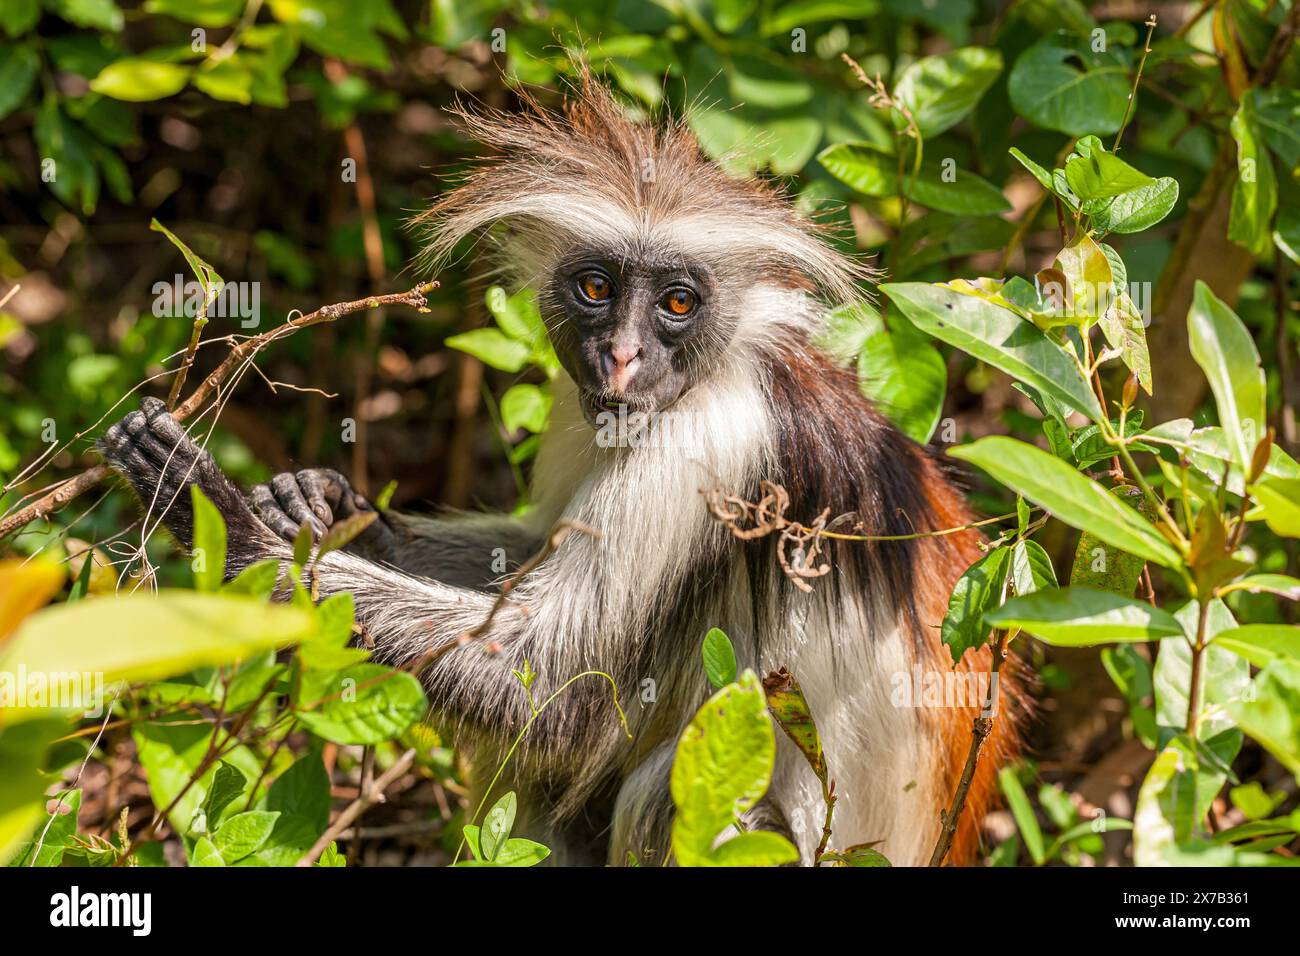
[
  {"xmin": 248, "ymin": 465, "xmax": 544, "ymax": 588},
  {"xmin": 99, "ymin": 400, "xmax": 621, "ymax": 753}
]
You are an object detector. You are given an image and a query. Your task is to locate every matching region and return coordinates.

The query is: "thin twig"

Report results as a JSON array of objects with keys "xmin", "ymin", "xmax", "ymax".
[
  {"xmin": 0, "ymin": 282, "xmax": 436, "ymax": 541},
  {"xmin": 1113, "ymin": 15, "xmax": 1158, "ymax": 152},
  {"xmin": 929, "ymin": 622, "xmax": 1011, "ymax": 866}
]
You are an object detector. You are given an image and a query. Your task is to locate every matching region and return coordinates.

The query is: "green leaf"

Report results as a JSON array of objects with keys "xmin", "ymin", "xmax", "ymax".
[
  {"xmin": 9, "ymin": 789, "xmax": 81, "ymax": 867},
  {"xmin": 1050, "ymin": 231, "xmax": 1114, "ymax": 327},
  {"xmin": 191, "ymin": 836, "xmax": 224, "ymax": 866},
  {"xmin": 47, "ymin": 0, "xmax": 124, "ymax": 31},
  {"xmin": 1228, "ymin": 95, "xmax": 1278, "ymax": 257},
  {"xmin": 456, "ymin": 826, "xmax": 550, "ymax": 867},
  {"xmin": 1229, "ymin": 659, "xmax": 1300, "ymax": 781},
  {"xmin": 1007, "ymin": 37, "xmax": 1129, "ymax": 137},
  {"xmin": 1276, "ymin": 203, "xmax": 1300, "ymax": 267},
  {"xmin": 1219, "ymin": 574, "xmax": 1300, "ymax": 601},
  {"xmin": 1214, "ymin": 625, "xmax": 1300, "ymax": 669},
  {"xmin": 479, "ymin": 791, "xmax": 516, "ymax": 863},
  {"xmin": 1, "ymin": 592, "xmax": 315, "ymax": 722},
  {"xmin": 670, "ymin": 671, "xmax": 794, "ymax": 867},
  {"xmin": 1063, "ymin": 147, "xmax": 1154, "ymax": 202},
  {"xmin": 893, "ymin": 46, "xmax": 1002, "ymax": 138},
  {"xmin": 150, "ymin": 219, "xmax": 223, "ymax": 298},
  {"xmin": 267, "ymin": 752, "xmax": 331, "ymax": 833},
  {"xmin": 1146, "ymin": 422, "xmax": 1300, "ymax": 496},
  {"xmin": 200, "ymin": 761, "xmax": 247, "ymax": 831},
  {"xmin": 815, "ymin": 302, "xmax": 878, "ymax": 363},
  {"xmin": 986, "ymin": 587, "xmax": 1183, "ymax": 645},
  {"xmin": 1096, "ymin": 285, "xmax": 1152, "ymax": 394},
  {"xmin": 1091, "ymin": 178, "xmax": 1179, "ymax": 234},
  {"xmin": 292, "ymin": 524, "xmax": 312, "ymax": 567},
  {"xmin": 1228, "ymin": 782, "xmax": 1285, "ymax": 822},
  {"xmin": 998, "ymin": 767, "xmax": 1044, "ymax": 865},
  {"xmin": 949, "ymin": 437, "xmax": 1183, "ymax": 569},
  {"xmin": 1071, "ymin": 412, "xmax": 1152, "ymax": 470},
  {"xmin": 132, "ymin": 719, "xmax": 262, "ymax": 834},
  {"xmin": 295, "ymin": 663, "xmax": 428, "ymax": 745},
  {"xmin": 819, "ymin": 143, "xmax": 1011, "ymax": 216},
  {"xmin": 0, "ymin": 718, "xmax": 69, "ymax": 865},
  {"xmin": 762, "ymin": 668, "xmax": 826, "ymax": 786},
  {"xmin": 316, "ymin": 516, "xmax": 376, "ymax": 567},
  {"xmin": 485, "ymin": 286, "xmax": 551, "ymax": 352},
  {"xmin": 1069, "ymin": 485, "xmax": 1150, "ymax": 596},
  {"xmin": 247, "ymin": 813, "xmax": 319, "ymax": 866},
  {"xmin": 192, "ymin": 56, "xmax": 254, "ymax": 104},
  {"xmin": 1253, "ymin": 87, "xmax": 1300, "ymax": 174},
  {"xmin": 701, "ymin": 628, "xmax": 737, "ymax": 690},
  {"xmin": 1101, "ymin": 645, "xmax": 1158, "ymax": 748},
  {"xmin": 820, "ymin": 843, "xmax": 892, "ymax": 867},
  {"xmin": 1133, "ymin": 734, "xmax": 1200, "ymax": 866},
  {"xmin": 444, "ymin": 328, "xmax": 532, "ymax": 373},
  {"xmin": 857, "ymin": 310, "xmax": 947, "ymax": 443},
  {"xmin": 1011, "ymin": 539, "xmax": 1057, "ymax": 595},
  {"xmin": 190, "ymin": 486, "xmax": 227, "ymax": 592},
  {"xmin": 709, "ymin": 830, "xmax": 800, "ymax": 866},
  {"xmin": 0, "ymin": 42, "xmax": 38, "ymax": 119},
  {"xmin": 500, "ymin": 383, "xmax": 552, "ymax": 435},
  {"xmin": 1187, "ymin": 281, "xmax": 1266, "ymax": 471},
  {"xmin": 34, "ymin": 101, "xmax": 100, "ymax": 214},
  {"xmin": 1249, "ymin": 477, "xmax": 1300, "ymax": 537},
  {"xmin": 223, "ymin": 559, "xmax": 281, "ymax": 599},
  {"xmin": 90, "ymin": 58, "xmax": 191, "ymax": 101},
  {"xmin": 1009, "ymin": 147, "xmax": 1057, "ymax": 196},
  {"xmin": 0, "ymin": 0, "xmax": 41, "ymax": 36},
  {"xmin": 211, "ymin": 810, "xmax": 279, "ymax": 863},
  {"xmin": 727, "ymin": 53, "xmax": 811, "ymax": 108},
  {"xmin": 145, "ymin": 0, "xmax": 243, "ymax": 28},
  {"xmin": 941, "ymin": 546, "xmax": 1012, "ymax": 663},
  {"xmin": 1155, "ymin": 600, "xmax": 1249, "ymax": 741},
  {"xmin": 880, "ymin": 283, "xmax": 1101, "ymax": 421}
]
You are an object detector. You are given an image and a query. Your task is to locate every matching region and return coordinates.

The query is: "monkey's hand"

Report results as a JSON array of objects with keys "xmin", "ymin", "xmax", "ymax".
[
  {"xmin": 98, "ymin": 397, "xmax": 278, "ymax": 568},
  {"xmin": 248, "ymin": 468, "xmax": 396, "ymax": 559}
]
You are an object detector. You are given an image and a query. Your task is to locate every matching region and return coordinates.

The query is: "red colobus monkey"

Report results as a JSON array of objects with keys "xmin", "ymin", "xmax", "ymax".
[{"xmin": 101, "ymin": 77, "xmax": 1022, "ymax": 866}]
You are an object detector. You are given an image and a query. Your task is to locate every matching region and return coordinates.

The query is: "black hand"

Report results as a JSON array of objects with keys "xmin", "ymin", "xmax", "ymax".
[
  {"xmin": 98, "ymin": 397, "xmax": 270, "ymax": 561},
  {"xmin": 249, "ymin": 467, "xmax": 395, "ymax": 557}
]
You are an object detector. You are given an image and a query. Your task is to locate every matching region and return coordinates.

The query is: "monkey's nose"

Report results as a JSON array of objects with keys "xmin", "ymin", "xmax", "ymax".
[{"xmin": 602, "ymin": 344, "xmax": 643, "ymax": 394}]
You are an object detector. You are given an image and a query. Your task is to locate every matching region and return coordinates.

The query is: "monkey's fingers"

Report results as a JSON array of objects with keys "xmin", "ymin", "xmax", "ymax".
[
  {"xmin": 271, "ymin": 473, "xmax": 326, "ymax": 537},
  {"xmin": 296, "ymin": 469, "xmax": 346, "ymax": 526},
  {"xmin": 99, "ymin": 397, "xmax": 253, "ymax": 548},
  {"xmin": 249, "ymin": 483, "xmax": 302, "ymax": 542}
]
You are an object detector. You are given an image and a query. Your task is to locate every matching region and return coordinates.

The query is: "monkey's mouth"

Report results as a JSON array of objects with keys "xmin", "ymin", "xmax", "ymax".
[{"xmin": 578, "ymin": 388, "xmax": 656, "ymax": 428}]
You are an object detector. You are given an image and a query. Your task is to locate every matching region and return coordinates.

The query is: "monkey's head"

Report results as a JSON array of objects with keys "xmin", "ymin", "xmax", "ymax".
[{"xmin": 415, "ymin": 70, "xmax": 872, "ymax": 427}]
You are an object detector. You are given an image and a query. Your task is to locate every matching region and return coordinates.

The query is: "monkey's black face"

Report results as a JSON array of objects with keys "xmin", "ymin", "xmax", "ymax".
[{"xmin": 544, "ymin": 250, "xmax": 726, "ymax": 427}]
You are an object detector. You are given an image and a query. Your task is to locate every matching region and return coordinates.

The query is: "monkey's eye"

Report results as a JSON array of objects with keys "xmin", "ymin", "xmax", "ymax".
[
  {"xmin": 576, "ymin": 271, "xmax": 614, "ymax": 304},
  {"xmin": 660, "ymin": 288, "xmax": 697, "ymax": 318}
]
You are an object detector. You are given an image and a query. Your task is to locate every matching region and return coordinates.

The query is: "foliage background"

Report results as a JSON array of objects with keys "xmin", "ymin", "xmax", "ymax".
[{"xmin": 2, "ymin": 0, "xmax": 1299, "ymax": 866}]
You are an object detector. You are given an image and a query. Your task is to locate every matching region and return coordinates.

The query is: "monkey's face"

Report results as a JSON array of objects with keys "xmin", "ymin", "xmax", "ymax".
[{"xmin": 544, "ymin": 251, "xmax": 728, "ymax": 427}]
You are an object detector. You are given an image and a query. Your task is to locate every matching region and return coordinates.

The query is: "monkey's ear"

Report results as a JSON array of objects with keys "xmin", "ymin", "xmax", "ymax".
[{"xmin": 98, "ymin": 398, "xmax": 269, "ymax": 559}]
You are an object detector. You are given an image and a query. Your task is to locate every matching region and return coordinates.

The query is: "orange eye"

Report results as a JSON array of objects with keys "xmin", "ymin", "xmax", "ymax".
[
  {"xmin": 579, "ymin": 272, "xmax": 612, "ymax": 302},
  {"xmin": 662, "ymin": 289, "xmax": 696, "ymax": 316}
]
